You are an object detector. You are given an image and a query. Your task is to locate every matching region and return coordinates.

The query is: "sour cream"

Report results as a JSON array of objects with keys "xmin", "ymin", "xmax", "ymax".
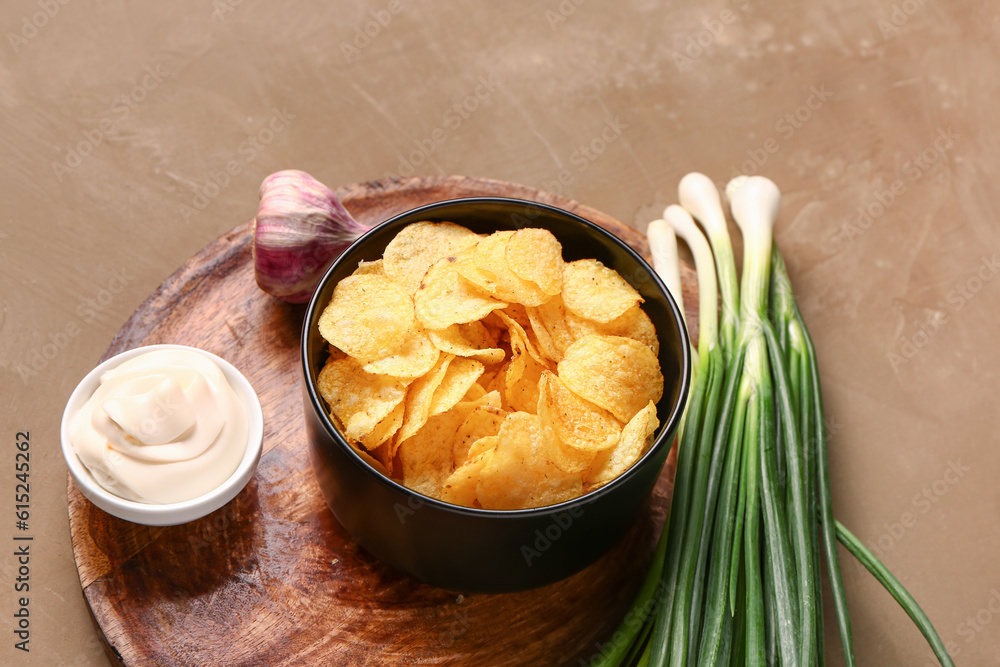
[{"xmin": 69, "ymin": 348, "xmax": 248, "ymax": 504}]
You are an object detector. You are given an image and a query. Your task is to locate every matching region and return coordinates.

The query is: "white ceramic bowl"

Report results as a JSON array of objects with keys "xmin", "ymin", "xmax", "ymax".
[{"xmin": 61, "ymin": 344, "xmax": 263, "ymax": 526}]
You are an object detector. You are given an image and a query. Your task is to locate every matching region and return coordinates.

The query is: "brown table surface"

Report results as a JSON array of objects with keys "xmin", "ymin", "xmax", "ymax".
[{"xmin": 2, "ymin": 1, "xmax": 998, "ymax": 665}]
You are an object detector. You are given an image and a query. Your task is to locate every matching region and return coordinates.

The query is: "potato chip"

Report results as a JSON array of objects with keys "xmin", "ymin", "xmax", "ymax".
[
  {"xmin": 586, "ymin": 400, "xmax": 659, "ymax": 486},
  {"xmin": 528, "ymin": 295, "xmax": 659, "ymax": 363},
  {"xmin": 557, "ymin": 335, "xmax": 663, "ymax": 423},
  {"xmin": 350, "ymin": 443, "xmax": 390, "ymax": 477},
  {"xmin": 477, "ymin": 412, "xmax": 582, "ymax": 509},
  {"xmin": 318, "ymin": 274, "xmax": 414, "ymax": 361},
  {"xmin": 371, "ymin": 439, "xmax": 395, "ymax": 477},
  {"xmin": 440, "ymin": 447, "xmax": 494, "ymax": 507},
  {"xmin": 548, "ymin": 437, "xmax": 599, "ymax": 474},
  {"xmin": 360, "ymin": 401, "xmax": 404, "ymax": 451},
  {"xmin": 395, "ymin": 354, "xmax": 453, "ymax": 449},
  {"xmin": 492, "ymin": 309, "xmax": 546, "ymax": 366},
  {"xmin": 475, "ymin": 366, "xmax": 497, "ymax": 391},
  {"xmin": 482, "ymin": 363, "xmax": 510, "ymax": 410},
  {"xmin": 505, "ymin": 347, "xmax": 546, "ymax": 413},
  {"xmin": 610, "ymin": 305, "xmax": 658, "ymax": 356},
  {"xmin": 414, "ymin": 258, "xmax": 507, "ymax": 330},
  {"xmin": 472, "ymin": 230, "xmax": 513, "ymax": 270},
  {"xmin": 523, "ymin": 324, "xmax": 549, "ymax": 367},
  {"xmin": 452, "ymin": 243, "xmax": 496, "ymax": 284},
  {"xmin": 525, "ymin": 306, "xmax": 560, "ymax": 363},
  {"xmin": 399, "ymin": 392, "xmax": 502, "ymax": 499},
  {"xmin": 503, "ymin": 313, "xmax": 551, "ymax": 413},
  {"xmin": 466, "ymin": 434, "xmax": 499, "ymax": 459},
  {"xmin": 462, "ymin": 389, "xmax": 503, "ymax": 411},
  {"xmin": 397, "ymin": 409, "xmax": 462, "ymax": 499},
  {"xmin": 430, "ymin": 357, "xmax": 485, "ymax": 416},
  {"xmin": 466, "ymin": 231, "xmax": 550, "ymax": 307},
  {"xmin": 361, "ymin": 328, "xmax": 440, "ymax": 378},
  {"xmin": 562, "ymin": 259, "xmax": 643, "ymax": 324},
  {"xmin": 317, "ymin": 356, "xmax": 408, "ymax": 442},
  {"xmin": 566, "ymin": 303, "xmax": 659, "ymax": 356},
  {"xmin": 454, "ymin": 405, "xmax": 506, "ymax": 463},
  {"xmin": 440, "ymin": 391, "xmax": 502, "ymax": 445},
  {"xmin": 463, "ymin": 382, "xmax": 487, "ymax": 401},
  {"xmin": 500, "ymin": 303, "xmax": 532, "ymax": 329},
  {"xmin": 479, "ymin": 306, "xmax": 508, "ymax": 338},
  {"xmin": 506, "ymin": 228, "xmax": 564, "ymax": 296},
  {"xmin": 352, "ymin": 259, "xmax": 386, "ymax": 277},
  {"xmin": 526, "ymin": 294, "xmax": 577, "ymax": 362},
  {"xmin": 538, "ymin": 371, "xmax": 620, "ymax": 452},
  {"xmin": 427, "ymin": 321, "xmax": 505, "ymax": 364},
  {"xmin": 383, "ymin": 221, "xmax": 480, "ymax": 295}
]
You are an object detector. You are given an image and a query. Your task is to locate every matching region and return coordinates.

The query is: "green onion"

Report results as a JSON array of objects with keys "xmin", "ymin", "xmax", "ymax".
[
  {"xmin": 679, "ymin": 173, "xmax": 740, "ymax": 361},
  {"xmin": 648, "ymin": 219, "xmax": 697, "ymax": 369},
  {"xmin": 835, "ymin": 520, "xmax": 956, "ymax": 667},
  {"xmin": 771, "ymin": 252, "xmax": 852, "ymax": 666},
  {"xmin": 597, "ymin": 173, "xmax": 954, "ymax": 667},
  {"xmin": 655, "ymin": 207, "xmax": 724, "ymax": 666}
]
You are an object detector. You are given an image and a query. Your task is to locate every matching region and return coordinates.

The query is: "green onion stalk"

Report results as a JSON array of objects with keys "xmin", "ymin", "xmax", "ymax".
[
  {"xmin": 679, "ymin": 173, "xmax": 740, "ymax": 362},
  {"xmin": 652, "ymin": 205, "xmax": 724, "ymax": 667},
  {"xmin": 648, "ymin": 218, "xmax": 697, "ymax": 371},
  {"xmin": 593, "ymin": 173, "xmax": 955, "ymax": 667},
  {"xmin": 708, "ymin": 176, "xmax": 800, "ymax": 667}
]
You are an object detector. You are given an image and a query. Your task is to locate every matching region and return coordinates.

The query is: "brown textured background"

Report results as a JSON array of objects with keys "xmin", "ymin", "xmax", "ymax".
[{"xmin": 1, "ymin": 0, "xmax": 998, "ymax": 665}]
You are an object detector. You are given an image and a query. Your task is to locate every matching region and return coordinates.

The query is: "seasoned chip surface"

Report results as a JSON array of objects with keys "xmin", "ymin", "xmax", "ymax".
[
  {"xmin": 465, "ymin": 231, "xmax": 550, "ymax": 306},
  {"xmin": 414, "ymin": 258, "xmax": 507, "ymax": 330},
  {"xmin": 453, "ymin": 405, "xmax": 505, "ymax": 464},
  {"xmin": 561, "ymin": 259, "xmax": 642, "ymax": 324},
  {"xmin": 428, "ymin": 321, "xmax": 505, "ymax": 364},
  {"xmin": 477, "ymin": 412, "xmax": 583, "ymax": 510},
  {"xmin": 586, "ymin": 400, "xmax": 659, "ymax": 486},
  {"xmin": 538, "ymin": 371, "xmax": 621, "ymax": 452},
  {"xmin": 440, "ymin": 447, "xmax": 494, "ymax": 507},
  {"xmin": 318, "ymin": 274, "xmax": 415, "ymax": 361},
  {"xmin": 361, "ymin": 328, "xmax": 440, "ymax": 378},
  {"xmin": 383, "ymin": 221, "xmax": 480, "ymax": 295},
  {"xmin": 317, "ymin": 356, "xmax": 409, "ymax": 442},
  {"xmin": 430, "ymin": 357, "xmax": 485, "ymax": 416},
  {"xmin": 557, "ymin": 334, "xmax": 663, "ymax": 423},
  {"xmin": 506, "ymin": 228, "xmax": 564, "ymax": 296}
]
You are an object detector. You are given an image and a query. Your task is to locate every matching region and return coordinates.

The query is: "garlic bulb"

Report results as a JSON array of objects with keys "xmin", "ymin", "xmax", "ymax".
[{"xmin": 252, "ymin": 170, "xmax": 371, "ymax": 304}]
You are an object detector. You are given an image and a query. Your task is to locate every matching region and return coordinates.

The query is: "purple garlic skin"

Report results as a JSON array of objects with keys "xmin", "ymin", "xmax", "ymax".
[{"xmin": 252, "ymin": 170, "xmax": 370, "ymax": 303}]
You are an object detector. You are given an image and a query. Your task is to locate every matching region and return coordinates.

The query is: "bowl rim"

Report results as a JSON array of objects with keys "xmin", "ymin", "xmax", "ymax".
[
  {"xmin": 61, "ymin": 343, "xmax": 264, "ymax": 526},
  {"xmin": 301, "ymin": 195, "xmax": 691, "ymax": 517}
]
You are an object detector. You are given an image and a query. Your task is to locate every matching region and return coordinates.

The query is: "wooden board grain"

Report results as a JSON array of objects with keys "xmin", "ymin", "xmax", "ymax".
[{"xmin": 68, "ymin": 175, "xmax": 699, "ymax": 667}]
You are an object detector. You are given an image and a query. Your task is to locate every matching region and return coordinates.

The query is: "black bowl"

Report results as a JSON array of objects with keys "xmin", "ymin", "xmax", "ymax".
[{"xmin": 301, "ymin": 197, "xmax": 690, "ymax": 592}]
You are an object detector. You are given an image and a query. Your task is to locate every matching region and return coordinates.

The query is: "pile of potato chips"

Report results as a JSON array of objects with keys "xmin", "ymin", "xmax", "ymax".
[{"xmin": 316, "ymin": 221, "xmax": 664, "ymax": 510}]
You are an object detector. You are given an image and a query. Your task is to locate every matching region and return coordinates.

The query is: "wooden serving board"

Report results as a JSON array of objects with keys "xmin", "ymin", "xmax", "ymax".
[{"xmin": 68, "ymin": 175, "xmax": 699, "ymax": 667}]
